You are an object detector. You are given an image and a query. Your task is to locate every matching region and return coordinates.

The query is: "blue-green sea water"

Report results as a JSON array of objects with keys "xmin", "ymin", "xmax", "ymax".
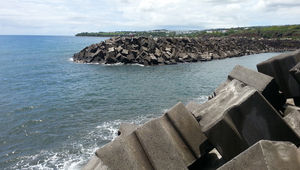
[{"xmin": 0, "ymin": 35, "xmax": 282, "ymax": 169}]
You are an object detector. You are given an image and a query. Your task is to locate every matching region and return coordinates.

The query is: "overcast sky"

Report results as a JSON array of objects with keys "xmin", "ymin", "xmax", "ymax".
[{"xmin": 1, "ymin": 0, "xmax": 300, "ymax": 35}]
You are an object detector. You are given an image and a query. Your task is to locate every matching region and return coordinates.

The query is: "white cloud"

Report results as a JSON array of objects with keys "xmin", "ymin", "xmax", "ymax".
[{"xmin": 0, "ymin": 0, "xmax": 299, "ymax": 35}]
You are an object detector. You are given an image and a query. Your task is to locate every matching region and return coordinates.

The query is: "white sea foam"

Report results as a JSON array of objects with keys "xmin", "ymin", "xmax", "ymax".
[
  {"xmin": 68, "ymin": 58, "xmax": 74, "ymax": 62},
  {"xmin": 13, "ymin": 115, "xmax": 157, "ymax": 170},
  {"xmin": 104, "ymin": 62, "xmax": 124, "ymax": 66},
  {"xmin": 131, "ymin": 63, "xmax": 145, "ymax": 67},
  {"xmin": 193, "ymin": 95, "xmax": 208, "ymax": 104}
]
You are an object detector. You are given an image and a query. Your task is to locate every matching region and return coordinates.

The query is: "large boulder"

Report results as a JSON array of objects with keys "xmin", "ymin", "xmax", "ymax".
[{"xmin": 218, "ymin": 140, "xmax": 300, "ymax": 170}]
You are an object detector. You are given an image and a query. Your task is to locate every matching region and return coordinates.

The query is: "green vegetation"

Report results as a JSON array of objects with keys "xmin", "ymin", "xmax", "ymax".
[{"xmin": 76, "ymin": 25, "xmax": 300, "ymax": 39}]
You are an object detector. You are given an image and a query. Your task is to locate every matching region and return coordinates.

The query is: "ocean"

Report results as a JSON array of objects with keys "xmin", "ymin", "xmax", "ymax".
[{"xmin": 0, "ymin": 35, "xmax": 282, "ymax": 169}]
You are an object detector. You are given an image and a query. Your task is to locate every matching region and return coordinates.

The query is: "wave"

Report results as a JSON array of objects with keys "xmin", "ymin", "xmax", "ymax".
[
  {"xmin": 193, "ymin": 95, "xmax": 208, "ymax": 104},
  {"xmin": 12, "ymin": 114, "xmax": 157, "ymax": 170},
  {"xmin": 72, "ymin": 60, "xmax": 145, "ymax": 67}
]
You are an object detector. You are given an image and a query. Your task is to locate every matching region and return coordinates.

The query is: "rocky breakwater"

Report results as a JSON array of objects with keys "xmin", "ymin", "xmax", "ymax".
[
  {"xmin": 83, "ymin": 50, "xmax": 300, "ymax": 170},
  {"xmin": 73, "ymin": 36, "xmax": 300, "ymax": 65}
]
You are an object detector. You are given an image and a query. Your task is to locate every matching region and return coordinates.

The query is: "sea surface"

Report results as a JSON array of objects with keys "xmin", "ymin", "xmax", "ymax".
[{"xmin": 0, "ymin": 35, "xmax": 283, "ymax": 169}]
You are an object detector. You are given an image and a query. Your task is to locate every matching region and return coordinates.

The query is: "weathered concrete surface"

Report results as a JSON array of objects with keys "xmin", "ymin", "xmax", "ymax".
[
  {"xmin": 186, "ymin": 101, "xmax": 203, "ymax": 114},
  {"xmin": 218, "ymin": 140, "xmax": 300, "ymax": 170},
  {"xmin": 117, "ymin": 123, "xmax": 138, "ymax": 137},
  {"xmin": 214, "ymin": 65, "xmax": 285, "ymax": 110},
  {"xmin": 290, "ymin": 62, "xmax": 300, "ymax": 84},
  {"xmin": 85, "ymin": 102, "xmax": 209, "ymax": 170},
  {"xmin": 257, "ymin": 50, "xmax": 300, "ymax": 102},
  {"xmin": 284, "ymin": 105, "xmax": 300, "ymax": 137},
  {"xmin": 191, "ymin": 79, "xmax": 300, "ymax": 161}
]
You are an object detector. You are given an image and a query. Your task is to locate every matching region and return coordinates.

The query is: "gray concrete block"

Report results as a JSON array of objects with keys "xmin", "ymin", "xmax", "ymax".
[
  {"xmin": 218, "ymin": 140, "xmax": 300, "ymax": 170},
  {"xmin": 86, "ymin": 102, "xmax": 208, "ymax": 170},
  {"xmin": 82, "ymin": 156, "xmax": 105, "ymax": 170},
  {"xmin": 117, "ymin": 123, "xmax": 138, "ymax": 137},
  {"xmin": 227, "ymin": 65, "xmax": 285, "ymax": 110},
  {"xmin": 284, "ymin": 105, "xmax": 300, "ymax": 137},
  {"xmin": 192, "ymin": 79, "xmax": 300, "ymax": 161},
  {"xmin": 95, "ymin": 133, "xmax": 154, "ymax": 170},
  {"xmin": 290, "ymin": 62, "xmax": 300, "ymax": 84},
  {"xmin": 186, "ymin": 101, "xmax": 202, "ymax": 114},
  {"xmin": 257, "ymin": 50, "xmax": 300, "ymax": 98}
]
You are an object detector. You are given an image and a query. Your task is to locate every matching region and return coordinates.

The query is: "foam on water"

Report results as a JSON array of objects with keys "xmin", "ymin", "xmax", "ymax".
[{"xmin": 11, "ymin": 114, "xmax": 157, "ymax": 170}]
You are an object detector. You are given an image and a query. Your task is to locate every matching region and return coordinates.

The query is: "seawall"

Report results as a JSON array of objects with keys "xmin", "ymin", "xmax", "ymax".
[{"xmin": 73, "ymin": 36, "xmax": 300, "ymax": 65}]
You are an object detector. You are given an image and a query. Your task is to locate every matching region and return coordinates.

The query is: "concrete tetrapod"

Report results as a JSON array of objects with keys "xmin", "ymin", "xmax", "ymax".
[
  {"xmin": 290, "ymin": 62, "xmax": 300, "ymax": 84},
  {"xmin": 191, "ymin": 79, "xmax": 300, "ymax": 161},
  {"xmin": 284, "ymin": 105, "xmax": 300, "ymax": 137},
  {"xmin": 84, "ymin": 102, "xmax": 209, "ymax": 170},
  {"xmin": 257, "ymin": 50, "xmax": 300, "ymax": 105},
  {"xmin": 215, "ymin": 65, "xmax": 286, "ymax": 111},
  {"xmin": 218, "ymin": 140, "xmax": 300, "ymax": 170}
]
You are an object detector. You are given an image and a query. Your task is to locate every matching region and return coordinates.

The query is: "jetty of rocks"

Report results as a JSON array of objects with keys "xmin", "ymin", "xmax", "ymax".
[
  {"xmin": 73, "ymin": 36, "xmax": 300, "ymax": 65},
  {"xmin": 82, "ymin": 50, "xmax": 300, "ymax": 170}
]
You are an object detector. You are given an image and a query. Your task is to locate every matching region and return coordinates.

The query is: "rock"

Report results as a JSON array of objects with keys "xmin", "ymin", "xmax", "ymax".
[
  {"xmin": 121, "ymin": 49, "xmax": 129, "ymax": 55},
  {"xmin": 155, "ymin": 48, "xmax": 162, "ymax": 57},
  {"xmin": 257, "ymin": 50, "xmax": 300, "ymax": 105},
  {"xmin": 218, "ymin": 140, "xmax": 300, "ymax": 170},
  {"xmin": 108, "ymin": 47, "xmax": 115, "ymax": 52},
  {"xmin": 87, "ymin": 102, "xmax": 210, "ymax": 170},
  {"xmin": 191, "ymin": 79, "xmax": 300, "ymax": 161},
  {"xmin": 157, "ymin": 57, "xmax": 164, "ymax": 63}
]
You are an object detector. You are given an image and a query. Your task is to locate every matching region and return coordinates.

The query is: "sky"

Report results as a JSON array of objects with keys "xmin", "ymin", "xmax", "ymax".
[{"xmin": 0, "ymin": 0, "xmax": 300, "ymax": 35}]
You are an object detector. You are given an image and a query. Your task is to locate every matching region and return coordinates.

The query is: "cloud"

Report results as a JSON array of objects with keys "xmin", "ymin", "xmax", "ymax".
[{"xmin": 0, "ymin": 0, "xmax": 299, "ymax": 35}]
